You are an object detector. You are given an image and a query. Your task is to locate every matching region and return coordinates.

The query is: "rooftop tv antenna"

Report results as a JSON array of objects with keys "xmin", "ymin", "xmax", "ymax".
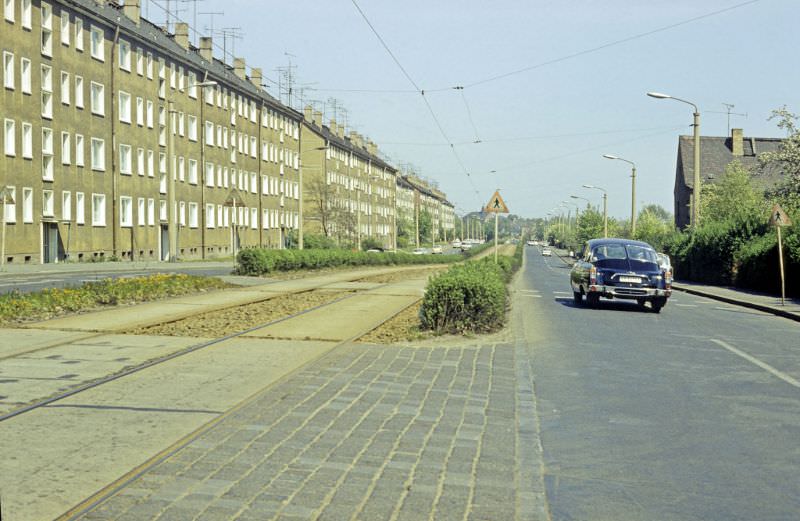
[{"xmin": 708, "ymin": 103, "xmax": 747, "ymax": 135}]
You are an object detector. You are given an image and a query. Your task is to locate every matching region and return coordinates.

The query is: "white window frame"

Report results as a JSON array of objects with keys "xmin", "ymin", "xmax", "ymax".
[
  {"xmin": 118, "ymin": 39, "xmax": 131, "ymax": 71},
  {"xmin": 21, "ymin": 121, "xmax": 32, "ymax": 159},
  {"xmin": 118, "ymin": 90, "xmax": 131, "ymax": 123},
  {"xmin": 74, "ymin": 17, "xmax": 83, "ymax": 51},
  {"xmin": 22, "ymin": 187, "xmax": 33, "ymax": 223},
  {"xmin": 90, "ymin": 25, "xmax": 104, "ymax": 61},
  {"xmin": 90, "ymin": 81, "xmax": 104, "ymax": 116},
  {"xmin": 3, "ymin": 51, "xmax": 14, "ymax": 90},
  {"xmin": 119, "ymin": 143, "xmax": 132, "ymax": 175},
  {"xmin": 120, "ymin": 195, "xmax": 132, "ymax": 227},
  {"xmin": 91, "ymin": 193, "xmax": 106, "ymax": 226},
  {"xmin": 60, "ymin": 11, "xmax": 69, "ymax": 46},
  {"xmin": 75, "ymin": 191, "xmax": 84, "ymax": 224},
  {"xmin": 3, "ymin": 186, "xmax": 15, "ymax": 223},
  {"xmin": 61, "ymin": 131, "xmax": 70, "ymax": 165},
  {"xmin": 60, "ymin": 70, "xmax": 70, "ymax": 105},
  {"xmin": 90, "ymin": 137, "xmax": 105, "ymax": 171},
  {"xmin": 3, "ymin": 119, "xmax": 15, "ymax": 156},
  {"xmin": 20, "ymin": 57, "xmax": 31, "ymax": 94},
  {"xmin": 62, "ymin": 190, "xmax": 71, "ymax": 220},
  {"xmin": 75, "ymin": 134, "xmax": 84, "ymax": 166},
  {"xmin": 42, "ymin": 189, "xmax": 54, "ymax": 217}
]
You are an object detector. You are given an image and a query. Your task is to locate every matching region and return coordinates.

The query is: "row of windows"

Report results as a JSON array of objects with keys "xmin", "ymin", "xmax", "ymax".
[{"xmin": 1, "ymin": 185, "xmax": 300, "ymax": 232}]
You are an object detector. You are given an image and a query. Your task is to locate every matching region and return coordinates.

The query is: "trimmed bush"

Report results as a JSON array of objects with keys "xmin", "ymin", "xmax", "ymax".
[
  {"xmin": 235, "ymin": 248, "xmax": 461, "ymax": 276},
  {"xmin": 420, "ymin": 261, "xmax": 507, "ymax": 334}
]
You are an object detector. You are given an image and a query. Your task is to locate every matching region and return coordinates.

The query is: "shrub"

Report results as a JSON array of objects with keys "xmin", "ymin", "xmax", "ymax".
[
  {"xmin": 235, "ymin": 248, "xmax": 461, "ymax": 275},
  {"xmin": 419, "ymin": 261, "xmax": 508, "ymax": 334}
]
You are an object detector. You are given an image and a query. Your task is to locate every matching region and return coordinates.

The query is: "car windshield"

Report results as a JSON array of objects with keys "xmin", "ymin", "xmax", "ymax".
[{"xmin": 591, "ymin": 243, "xmax": 658, "ymax": 269}]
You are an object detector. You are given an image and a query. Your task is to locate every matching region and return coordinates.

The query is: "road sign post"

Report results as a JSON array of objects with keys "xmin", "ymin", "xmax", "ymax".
[
  {"xmin": 769, "ymin": 204, "xmax": 792, "ymax": 306},
  {"xmin": 484, "ymin": 190, "xmax": 509, "ymax": 263}
]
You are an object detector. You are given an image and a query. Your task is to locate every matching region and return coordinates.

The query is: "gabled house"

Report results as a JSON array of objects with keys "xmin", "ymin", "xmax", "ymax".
[{"xmin": 674, "ymin": 128, "xmax": 785, "ymax": 228}]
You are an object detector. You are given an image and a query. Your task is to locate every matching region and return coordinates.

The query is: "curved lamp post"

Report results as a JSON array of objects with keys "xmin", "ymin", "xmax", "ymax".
[
  {"xmin": 603, "ymin": 154, "xmax": 637, "ymax": 237},
  {"xmin": 582, "ymin": 184, "xmax": 607, "ymax": 237},
  {"xmin": 648, "ymin": 91, "xmax": 700, "ymax": 227}
]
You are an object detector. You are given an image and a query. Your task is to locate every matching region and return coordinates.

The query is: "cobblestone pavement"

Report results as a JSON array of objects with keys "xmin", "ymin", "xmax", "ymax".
[{"xmin": 74, "ymin": 339, "xmax": 547, "ymax": 521}]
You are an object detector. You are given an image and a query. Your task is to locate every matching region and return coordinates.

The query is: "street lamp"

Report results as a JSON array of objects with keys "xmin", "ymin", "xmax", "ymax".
[
  {"xmin": 582, "ymin": 184, "xmax": 608, "ymax": 237},
  {"xmin": 603, "ymin": 154, "xmax": 637, "ymax": 237},
  {"xmin": 168, "ymin": 80, "xmax": 217, "ymax": 262},
  {"xmin": 648, "ymin": 91, "xmax": 700, "ymax": 227}
]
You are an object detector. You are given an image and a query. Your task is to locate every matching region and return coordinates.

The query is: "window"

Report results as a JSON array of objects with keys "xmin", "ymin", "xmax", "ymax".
[
  {"xmin": 41, "ymin": 64, "xmax": 53, "ymax": 118},
  {"xmin": 119, "ymin": 143, "xmax": 131, "ymax": 174},
  {"xmin": 90, "ymin": 25, "xmax": 103, "ymax": 61},
  {"xmin": 137, "ymin": 197, "xmax": 145, "ymax": 225},
  {"xmin": 40, "ymin": 3, "xmax": 52, "ymax": 56},
  {"xmin": 41, "ymin": 127, "xmax": 53, "ymax": 180},
  {"xmin": 178, "ymin": 156, "xmax": 185, "ymax": 181},
  {"xmin": 21, "ymin": 0, "xmax": 31, "ymax": 28},
  {"xmin": 178, "ymin": 111, "xmax": 184, "ymax": 136},
  {"xmin": 187, "ymin": 115, "xmax": 197, "ymax": 141},
  {"xmin": 92, "ymin": 193, "xmax": 105, "ymax": 226},
  {"xmin": 136, "ymin": 97, "xmax": 144, "ymax": 126},
  {"xmin": 75, "ymin": 192, "xmax": 84, "ymax": 224},
  {"xmin": 147, "ymin": 198, "xmax": 155, "ymax": 225},
  {"xmin": 146, "ymin": 52, "xmax": 153, "ymax": 79},
  {"xmin": 22, "ymin": 187, "xmax": 33, "ymax": 223},
  {"xmin": 90, "ymin": 137, "xmax": 104, "ymax": 171},
  {"xmin": 118, "ymin": 39, "xmax": 131, "ymax": 71},
  {"xmin": 20, "ymin": 57, "xmax": 31, "ymax": 93},
  {"xmin": 60, "ymin": 71, "xmax": 70, "ymax": 105},
  {"xmin": 4, "ymin": 51, "xmax": 14, "ymax": 89},
  {"xmin": 205, "ymin": 163, "xmax": 214, "ymax": 187},
  {"xmin": 147, "ymin": 149, "xmax": 154, "ymax": 177},
  {"xmin": 60, "ymin": 11, "xmax": 69, "ymax": 46},
  {"xmin": 21, "ymin": 122, "xmax": 32, "ymax": 158},
  {"xmin": 3, "ymin": 119, "xmax": 14, "ymax": 156},
  {"xmin": 62, "ymin": 191, "xmax": 71, "ymax": 220},
  {"xmin": 75, "ymin": 134, "xmax": 83, "ymax": 166},
  {"xmin": 206, "ymin": 204, "xmax": 215, "ymax": 228},
  {"xmin": 42, "ymin": 189, "xmax": 54, "ymax": 217},
  {"xmin": 74, "ymin": 17, "xmax": 83, "ymax": 50},
  {"xmin": 188, "ymin": 71, "xmax": 196, "ymax": 98},
  {"xmin": 90, "ymin": 81, "xmax": 104, "ymax": 115},
  {"xmin": 118, "ymin": 91, "xmax": 131, "ymax": 123},
  {"xmin": 159, "ymin": 200, "xmax": 166, "ymax": 221},
  {"xmin": 188, "ymin": 202, "xmax": 198, "ymax": 228},
  {"xmin": 74, "ymin": 75, "xmax": 83, "ymax": 107},
  {"xmin": 146, "ymin": 100, "xmax": 153, "ymax": 128},
  {"xmin": 169, "ymin": 62, "xmax": 175, "ymax": 89},
  {"xmin": 5, "ymin": 0, "xmax": 14, "ymax": 22},
  {"xmin": 2, "ymin": 186, "xmax": 15, "ymax": 223},
  {"xmin": 136, "ymin": 47, "xmax": 143, "ymax": 75},
  {"xmin": 61, "ymin": 131, "xmax": 70, "ymax": 164},
  {"xmin": 137, "ymin": 148, "xmax": 144, "ymax": 176},
  {"xmin": 179, "ymin": 201, "xmax": 185, "ymax": 226},
  {"xmin": 205, "ymin": 121, "xmax": 214, "ymax": 145},
  {"xmin": 188, "ymin": 158, "xmax": 197, "ymax": 184},
  {"xmin": 120, "ymin": 195, "xmax": 132, "ymax": 227}
]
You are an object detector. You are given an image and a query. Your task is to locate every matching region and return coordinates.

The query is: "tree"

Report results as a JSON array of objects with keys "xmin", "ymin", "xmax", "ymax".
[
  {"xmin": 418, "ymin": 210, "xmax": 432, "ymax": 244},
  {"xmin": 701, "ymin": 160, "xmax": 767, "ymax": 225},
  {"xmin": 759, "ymin": 106, "xmax": 800, "ymax": 211}
]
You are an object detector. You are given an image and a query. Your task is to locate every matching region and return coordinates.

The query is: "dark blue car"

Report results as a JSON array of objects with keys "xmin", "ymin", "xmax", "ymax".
[{"xmin": 570, "ymin": 238, "xmax": 672, "ymax": 312}]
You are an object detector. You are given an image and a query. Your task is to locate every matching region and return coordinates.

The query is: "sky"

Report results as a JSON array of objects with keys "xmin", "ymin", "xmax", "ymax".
[{"xmin": 145, "ymin": 0, "xmax": 798, "ymax": 220}]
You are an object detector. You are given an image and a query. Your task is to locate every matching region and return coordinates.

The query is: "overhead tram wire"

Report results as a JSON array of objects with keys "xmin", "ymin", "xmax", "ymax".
[
  {"xmin": 349, "ymin": 0, "xmax": 482, "ymax": 204},
  {"xmin": 460, "ymin": 0, "xmax": 763, "ymax": 89},
  {"xmin": 455, "ymin": 86, "xmax": 482, "ymax": 144}
]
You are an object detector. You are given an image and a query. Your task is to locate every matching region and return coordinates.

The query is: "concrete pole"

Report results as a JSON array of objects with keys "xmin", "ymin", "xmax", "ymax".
[
  {"xmin": 692, "ymin": 110, "xmax": 701, "ymax": 227},
  {"xmin": 602, "ymin": 192, "xmax": 608, "ymax": 238},
  {"xmin": 167, "ymin": 101, "xmax": 177, "ymax": 262},
  {"xmin": 631, "ymin": 165, "xmax": 637, "ymax": 237}
]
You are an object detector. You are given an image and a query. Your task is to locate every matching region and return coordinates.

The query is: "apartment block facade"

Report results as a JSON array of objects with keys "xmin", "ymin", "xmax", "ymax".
[
  {"xmin": 1, "ymin": 0, "xmax": 302, "ymax": 264},
  {"xmin": 1, "ymin": 0, "xmax": 456, "ymax": 264}
]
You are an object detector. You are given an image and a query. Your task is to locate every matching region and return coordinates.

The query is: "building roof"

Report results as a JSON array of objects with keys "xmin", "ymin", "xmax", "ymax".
[
  {"xmin": 78, "ymin": 0, "xmax": 301, "ymax": 120},
  {"xmin": 677, "ymin": 134, "xmax": 785, "ymax": 190}
]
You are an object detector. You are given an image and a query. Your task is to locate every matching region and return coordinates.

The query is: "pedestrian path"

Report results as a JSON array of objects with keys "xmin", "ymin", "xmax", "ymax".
[{"xmin": 671, "ymin": 281, "xmax": 800, "ymax": 322}]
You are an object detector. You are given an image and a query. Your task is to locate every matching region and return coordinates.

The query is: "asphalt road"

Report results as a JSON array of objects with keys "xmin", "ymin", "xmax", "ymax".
[{"xmin": 521, "ymin": 245, "xmax": 800, "ymax": 520}]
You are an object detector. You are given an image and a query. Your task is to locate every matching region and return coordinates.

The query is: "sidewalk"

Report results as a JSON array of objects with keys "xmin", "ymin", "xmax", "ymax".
[
  {"xmin": 549, "ymin": 246, "xmax": 800, "ymax": 322},
  {"xmin": 0, "ymin": 259, "xmax": 236, "ymax": 276}
]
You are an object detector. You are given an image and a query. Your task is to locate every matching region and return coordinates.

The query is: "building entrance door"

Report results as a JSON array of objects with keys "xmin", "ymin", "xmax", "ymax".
[
  {"xmin": 160, "ymin": 224, "xmax": 169, "ymax": 261},
  {"xmin": 43, "ymin": 222, "xmax": 60, "ymax": 263}
]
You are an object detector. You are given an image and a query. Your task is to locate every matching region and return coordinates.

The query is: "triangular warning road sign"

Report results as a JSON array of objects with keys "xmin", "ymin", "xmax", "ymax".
[
  {"xmin": 770, "ymin": 203, "xmax": 792, "ymax": 227},
  {"xmin": 484, "ymin": 190, "xmax": 509, "ymax": 213}
]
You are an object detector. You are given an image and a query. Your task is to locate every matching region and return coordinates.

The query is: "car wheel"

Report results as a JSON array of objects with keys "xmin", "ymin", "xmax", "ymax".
[
  {"xmin": 573, "ymin": 290, "xmax": 583, "ymax": 306},
  {"xmin": 586, "ymin": 293, "xmax": 600, "ymax": 308},
  {"xmin": 651, "ymin": 297, "xmax": 667, "ymax": 313},
  {"xmin": 636, "ymin": 298, "xmax": 647, "ymax": 308}
]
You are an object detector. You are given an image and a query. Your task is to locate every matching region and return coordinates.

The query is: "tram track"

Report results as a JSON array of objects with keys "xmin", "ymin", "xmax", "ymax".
[{"xmin": 0, "ymin": 287, "xmax": 382, "ymax": 424}]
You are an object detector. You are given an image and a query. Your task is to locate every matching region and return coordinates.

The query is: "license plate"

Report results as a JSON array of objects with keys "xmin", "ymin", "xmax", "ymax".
[{"xmin": 619, "ymin": 276, "xmax": 641, "ymax": 283}]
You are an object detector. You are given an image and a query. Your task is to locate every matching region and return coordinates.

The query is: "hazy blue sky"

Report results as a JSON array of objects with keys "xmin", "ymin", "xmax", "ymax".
[{"xmin": 147, "ymin": 0, "xmax": 798, "ymax": 220}]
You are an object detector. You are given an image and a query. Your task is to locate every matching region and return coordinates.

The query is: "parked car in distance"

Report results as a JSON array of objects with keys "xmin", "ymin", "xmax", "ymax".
[
  {"xmin": 431, "ymin": 245, "xmax": 443, "ymax": 254},
  {"xmin": 570, "ymin": 238, "xmax": 671, "ymax": 312},
  {"xmin": 412, "ymin": 248, "xmax": 427, "ymax": 255},
  {"xmin": 452, "ymin": 240, "xmax": 462, "ymax": 249},
  {"xmin": 541, "ymin": 247, "xmax": 552, "ymax": 256},
  {"xmin": 461, "ymin": 242, "xmax": 472, "ymax": 251},
  {"xmin": 527, "ymin": 240, "xmax": 537, "ymax": 246}
]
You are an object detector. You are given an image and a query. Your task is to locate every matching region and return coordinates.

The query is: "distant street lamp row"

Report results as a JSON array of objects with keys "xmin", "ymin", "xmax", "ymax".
[{"xmin": 572, "ymin": 91, "xmax": 700, "ymax": 239}]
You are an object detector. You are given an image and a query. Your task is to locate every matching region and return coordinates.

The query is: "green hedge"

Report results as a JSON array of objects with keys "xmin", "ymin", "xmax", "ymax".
[
  {"xmin": 419, "ymin": 243, "xmax": 524, "ymax": 334},
  {"xmin": 235, "ymin": 248, "xmax": 461, "ymax": 275}
]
